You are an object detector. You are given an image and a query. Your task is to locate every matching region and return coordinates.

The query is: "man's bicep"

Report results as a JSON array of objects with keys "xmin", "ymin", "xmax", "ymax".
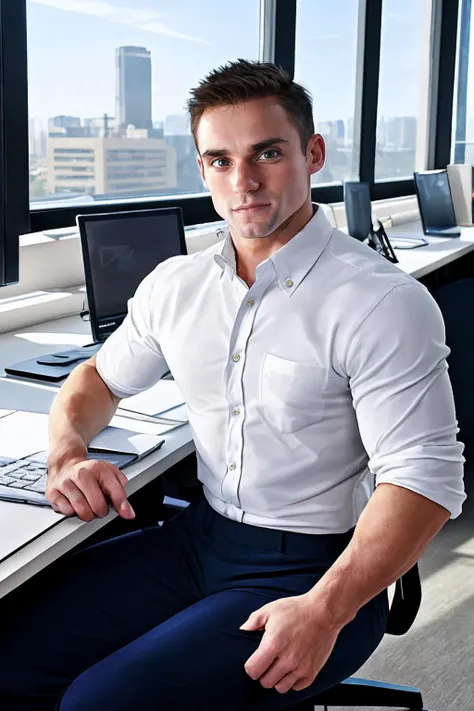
[
  {"xmin": 88, "ymin": 355, "xmax": 121, "ymax": 409},
  {"xmin": 347, "ymin": 282, "xmax": 465, "ymax": 518}
]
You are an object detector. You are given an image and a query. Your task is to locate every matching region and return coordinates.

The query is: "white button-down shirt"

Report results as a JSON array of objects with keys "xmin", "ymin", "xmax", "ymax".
[{"xmin": 96, "ymin": 206, "xmax": 466, "ymax": 533}]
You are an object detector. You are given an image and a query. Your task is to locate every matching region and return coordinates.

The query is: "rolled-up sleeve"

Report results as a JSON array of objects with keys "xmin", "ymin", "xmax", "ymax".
[
  {"xmin": 95, "ymin": 268, "xmax": 169, "ymax": 399},
  {"xmin": 345, "ymin": 281, "xmax": 466, "ymax": 518}
]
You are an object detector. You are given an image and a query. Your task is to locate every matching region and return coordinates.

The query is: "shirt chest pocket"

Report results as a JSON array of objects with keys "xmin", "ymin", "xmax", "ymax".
[{"xmin": 260, "ymin": 354, "xmax": 328, "ymax": 434}]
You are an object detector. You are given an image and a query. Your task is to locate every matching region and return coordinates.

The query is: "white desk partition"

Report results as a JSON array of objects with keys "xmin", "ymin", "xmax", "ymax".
[{"xmin": 1, "ymin": 218, "xmax": 473, "ymax": 599}]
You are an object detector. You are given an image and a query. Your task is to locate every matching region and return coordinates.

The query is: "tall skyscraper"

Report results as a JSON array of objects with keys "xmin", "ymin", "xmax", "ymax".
[
  {"xmin": 29, "ymin": 117, "xmax": 47, "ymax": 158},
  {"xmin": 116, "ymin": 46, "xmax": 152, "ymax": 131}
]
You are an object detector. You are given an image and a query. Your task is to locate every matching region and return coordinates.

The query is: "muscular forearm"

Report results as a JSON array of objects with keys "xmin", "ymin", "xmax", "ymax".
[
  {"xmin": 306, "ymin": 483, "xmax": 450, "ymax": 627},
  {"xmin": 48, "ymin": 356, "xmax": 120, "ymax": 472}
]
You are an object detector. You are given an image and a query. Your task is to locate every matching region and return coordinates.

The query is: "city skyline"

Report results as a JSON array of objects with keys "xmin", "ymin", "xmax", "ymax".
[
  {"xmin": 26, "ymin": 0, "xmax": 474, "ymax": 198},
  {"xmin": 27, "ymin": 0, "xmax": 453, "ymax": 124}
]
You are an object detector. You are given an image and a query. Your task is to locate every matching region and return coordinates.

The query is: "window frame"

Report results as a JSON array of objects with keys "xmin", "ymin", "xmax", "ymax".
[
  {"xmin": 3, "ymin": 0, "xmax": 465, "ymax": 238},
  {"xmin": 452, "ymin": 0, "xmax": 470, "ymax": 164},
  {"xmin": 0, "ymin": 0, "xmax": 29, "ymax": 284}
]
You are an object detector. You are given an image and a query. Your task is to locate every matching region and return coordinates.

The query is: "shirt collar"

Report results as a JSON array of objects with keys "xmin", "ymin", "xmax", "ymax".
[
  {"xmin": 270, "ymin": 204, "xmax": 333, "ymax": 297},
  {"xmin": 214, "ymin": 232, "xmax": 237, "ymax": 280},
  {"xmin": 213, "ymin": 204, "xmax": 333, "ymax": 294}
]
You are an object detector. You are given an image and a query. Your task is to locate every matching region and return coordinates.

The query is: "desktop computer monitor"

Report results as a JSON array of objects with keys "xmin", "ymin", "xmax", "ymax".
[
  {"xmin": 414, "ymin": 170, "xmax": 460, "ymax": 235},
  {"xmin": 77, "ymin": 207, "xmax": 187, "ymax": 344},
  {"xmin": 343, "ymin": 181, "xmax": 373, "ymax": 241}
]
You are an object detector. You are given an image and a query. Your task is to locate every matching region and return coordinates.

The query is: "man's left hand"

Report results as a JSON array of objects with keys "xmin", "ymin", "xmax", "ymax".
[{"xmin": 240, "ymin": 594, "xmax": 342, "ymax": 694}]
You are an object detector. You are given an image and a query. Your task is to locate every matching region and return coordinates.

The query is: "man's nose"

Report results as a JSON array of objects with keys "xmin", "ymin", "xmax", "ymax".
[{"xmin": 231, "ymin": 162, "xmax": 260, "ymax": 194}]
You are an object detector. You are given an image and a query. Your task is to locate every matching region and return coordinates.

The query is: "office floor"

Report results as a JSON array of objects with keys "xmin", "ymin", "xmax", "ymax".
[{"xmin": 335, "ymin": 457, "xmax": 474, "ymax": 711}]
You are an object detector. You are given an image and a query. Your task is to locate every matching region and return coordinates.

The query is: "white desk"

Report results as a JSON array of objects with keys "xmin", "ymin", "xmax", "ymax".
[
  {"xmin": 387, "ymin": 220, "xmax": 474, "ymax": 279},
  {"xmin": 1, "ymin": 219, "xmax": 473, "ymax": 599},
  {"xmin": 0, "ymin": 316, "xmax": 194, "ymax": 598}
]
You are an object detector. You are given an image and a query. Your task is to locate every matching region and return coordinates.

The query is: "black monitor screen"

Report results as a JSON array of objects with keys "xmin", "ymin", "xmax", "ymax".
[
  {"xmin": 415, "ymin": 172, "xmax": 457, "ymax": 229},
  {"xmin": 78, "ymin": 208, "xmax": 186, "ymax": 342}
]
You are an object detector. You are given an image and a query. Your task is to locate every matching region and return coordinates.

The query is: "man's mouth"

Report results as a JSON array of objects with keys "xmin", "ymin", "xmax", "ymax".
[{"xmin": 233, "ymin": 203, "xmax": 270, "ymax": 213}]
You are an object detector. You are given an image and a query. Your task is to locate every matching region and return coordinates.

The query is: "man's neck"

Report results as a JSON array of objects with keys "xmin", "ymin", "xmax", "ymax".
[{"xmin": 232, "ymin": 201, "xmax": 316, "ymax": 288}]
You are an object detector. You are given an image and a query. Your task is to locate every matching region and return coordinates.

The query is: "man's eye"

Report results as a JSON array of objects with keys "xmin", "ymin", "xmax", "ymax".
[
  {"xmin": 211, "ymin": 158, "xmax": 230, "ymax": 168},
  {"xmin": 259, "ymin": 149, "xmax": 280, "ymax": 160}
]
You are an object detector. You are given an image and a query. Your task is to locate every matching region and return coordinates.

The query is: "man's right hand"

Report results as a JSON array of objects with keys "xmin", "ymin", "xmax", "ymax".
[{"xmin": 45, "ymin": 458, "xmax": 136, "ymax": 522}]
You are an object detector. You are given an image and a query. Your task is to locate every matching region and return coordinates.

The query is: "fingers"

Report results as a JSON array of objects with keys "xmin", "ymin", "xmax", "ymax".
[
  {"xmin": 99, "ymin": 465, "xmax": 135, "ymax": 520},
  {"xmin": 48, "ymin": 491, "xmax": 75, "ymax": 517},
  {"xmin": 291, "ymin": 676, "xmax": 313, "ymax": 692},
  {"xmin": 258, "ymin": 657, "xmax": 294, "ymax": 690},
  {"xmin": 57, "ymin": 478, "xmax": 98, "ymax": 521},
  {"xmin": 47, "ymin": 461, "xmax": 134, "ymax": 522},
  {"xmin": 258, "ymin": 659, "xmax": 311, "ymax": 694},
  {"xmin": 274, "ymin": 672, "xmax": 301, "ymax": 695},
  {"xmin": 244, "ymin": 635, "xmax": 279, "ymax": 680}
]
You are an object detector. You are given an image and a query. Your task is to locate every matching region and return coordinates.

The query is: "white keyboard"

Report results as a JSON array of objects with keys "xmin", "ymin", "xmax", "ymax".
[{"xmin": 0, "ymin": 454, "xmax": 48, "ymax": 494}]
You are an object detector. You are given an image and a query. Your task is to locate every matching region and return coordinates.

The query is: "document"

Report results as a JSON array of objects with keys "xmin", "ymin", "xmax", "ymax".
[
  {"xmin": 118, "ymin": 380, "xmax": 187, "ymax": 421},
  {"xmin": 0, "ymin": 411, "xmax": 166, "ymax": 460}
]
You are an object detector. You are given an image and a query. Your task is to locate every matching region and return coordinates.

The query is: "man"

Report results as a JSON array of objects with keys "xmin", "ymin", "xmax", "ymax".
[{"xmin": 0, "ymin": 60, "xmax": 465, "ymax": 710}]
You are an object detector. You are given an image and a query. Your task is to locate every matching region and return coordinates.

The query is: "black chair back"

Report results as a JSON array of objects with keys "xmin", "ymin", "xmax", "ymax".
[{"xmin": 385, "ymin": 563, "xmax": 422, "ymax": 636}]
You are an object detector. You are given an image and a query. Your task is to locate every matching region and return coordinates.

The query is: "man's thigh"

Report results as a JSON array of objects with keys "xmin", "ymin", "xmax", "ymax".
[
  {"xmin": 59, "ymin": 587, "xmax": 388, "ymax": 711},
  {"xmin": 0, "ymin": 505, "xmax": 202, "ymax": 711}
]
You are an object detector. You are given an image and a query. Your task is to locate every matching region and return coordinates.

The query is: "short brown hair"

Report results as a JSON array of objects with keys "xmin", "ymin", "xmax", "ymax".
[{"xmin": 187, "ymin": 59, "xmax": 314, "ymax": 154}]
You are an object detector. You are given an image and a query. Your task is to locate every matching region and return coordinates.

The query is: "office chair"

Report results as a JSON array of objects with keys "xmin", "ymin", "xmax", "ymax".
[{"xmin": 288, "ymin": 563, "xmax": 426, "ymax": 710}]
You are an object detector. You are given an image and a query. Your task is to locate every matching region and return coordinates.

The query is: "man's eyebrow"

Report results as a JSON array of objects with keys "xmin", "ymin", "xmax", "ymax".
[
  {"xmin": 251, "ymin": 137, "xmax": 289, "ymax": 153},
  {"xmin": 201, "ymin": 137, "xmax": 289, "ymax": 160}
]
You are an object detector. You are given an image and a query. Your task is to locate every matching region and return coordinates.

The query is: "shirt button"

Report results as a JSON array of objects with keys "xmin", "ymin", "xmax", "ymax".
[
  {"xmin": 285, "ymin": 278, "xmax": 294, "ymax": 288},
  {"xmin": 232, "ymin": 407, "xmax": 241, "ymax": 416},
  {"xmin": 247, "ymin": 299, "xmax": 254, "ymax": 307},
  {"xmin": 232, "ymin": 353, "xmax": 241, "ymax": 363},
  {"xmin": 229, "ymin": 462, "xmax": 237, "ymax": 471}
]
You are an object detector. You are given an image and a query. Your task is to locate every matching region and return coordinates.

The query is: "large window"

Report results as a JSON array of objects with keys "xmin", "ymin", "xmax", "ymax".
[
  {"xmin": 452, "ymin": 0, "xmax": 474, "ymax": 165},
  {"xmin": 294, "ymin": 0, "xmax": 360, "ymax": 185},
  {"xmin": 27, "ymin": 0, "xmax": 260, "ymax": 206},
  {"xmin": 375, "ymin": 0, "xmax": 429, "ymax": 181}
]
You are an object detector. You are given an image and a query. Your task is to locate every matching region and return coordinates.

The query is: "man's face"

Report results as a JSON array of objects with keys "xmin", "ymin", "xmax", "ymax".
[{"xmin": 196, "ymin": 97, "xmax": 324, "ymax": 240}]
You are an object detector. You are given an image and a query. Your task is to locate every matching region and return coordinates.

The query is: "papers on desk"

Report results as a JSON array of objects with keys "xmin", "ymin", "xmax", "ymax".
[
  {"xmin": 0, "ymin": 411, "xmax": 166, "ymax": 460},
  {"xmin": 117, "ymin": 380, "xmax": 188, "ymax": 423}
]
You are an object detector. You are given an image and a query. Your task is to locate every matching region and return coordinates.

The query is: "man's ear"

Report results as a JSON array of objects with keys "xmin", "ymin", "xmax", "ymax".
[
  {"xmin": 307, "ymin": 134, "xmax": 326, "ymax": 176},
  {"xmin": 197, "ymin": 156, "xmax": 208, "ymax": 189}
]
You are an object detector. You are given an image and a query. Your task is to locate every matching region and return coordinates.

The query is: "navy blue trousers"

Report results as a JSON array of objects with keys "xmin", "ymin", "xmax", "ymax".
[{"xmin": 0, "ymin": 494, "xmax": 388, "ymax": 710}]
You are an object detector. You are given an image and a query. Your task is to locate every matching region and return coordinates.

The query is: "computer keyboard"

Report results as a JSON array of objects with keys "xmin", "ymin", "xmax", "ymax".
[{"xmin": 0, "ymin": 454, "xmax": 48, "ymax": 494}]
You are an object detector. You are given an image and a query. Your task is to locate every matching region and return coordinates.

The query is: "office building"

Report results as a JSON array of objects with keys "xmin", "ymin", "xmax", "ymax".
[
  {"xmin": 116, "ymin": 46, "xmax": 152, "ymax": 131},
  {"xmin": 84, "ymin": 114, "xmax": 118, "ymax": 138},
  {"xmin": 346, "ymin": 117, "xmax": 354, "ymax": 145},
  {"xmin": 47, "ymin": 134, "xmax": 176, "ymax": 197},
  {"xmin": 165, "ymin": 114, "xmax": 190, "ymax": 136},
  {"xmin": 48, "ymin": 115, "xmax": 81, "ymax": 134},
  {"xmin": 385, "ymin": 116, "xmax": 418, "ymax": 150},
  {"xmin": 164, "ymin": 134, "xmax": 202, "ymax": 193},
  {"xmin": 335, "ymin": 119, "xmax": 345, "ymax": 142},
  {"xmin": 164, "ymin": 114, "xmax": 201, "ymax": 192},
  {"xmin": 28, "ymin": 117, "xmax": 47, "ymax": 158}
]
